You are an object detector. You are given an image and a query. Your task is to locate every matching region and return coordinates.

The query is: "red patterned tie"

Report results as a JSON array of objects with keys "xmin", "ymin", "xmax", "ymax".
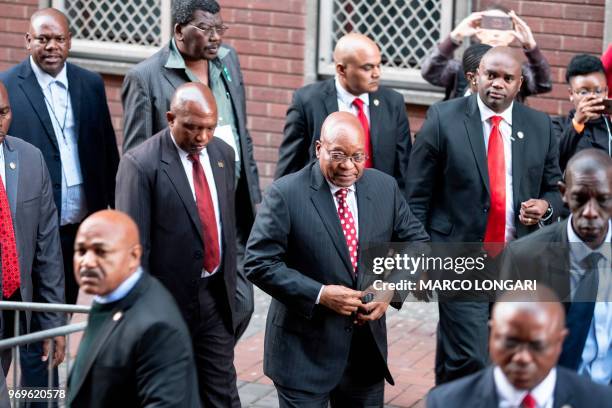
[
  {"xmin": 352, "ymin": 98, "xmax": 373, "ymax": 168},
  {"xmin": 484, "ymin": 115, "xmax": 506, "ymax": 254},
  {"xmin": 0, "ymin": 176, "xmax": 20, "ymax": 298},
  {"xmin": 335, "ymin": 188, "xmax": 358, "ymax": 274},
  {"xmin": 188, "ymin": 153, "xmax": 220, "ymax": 273},
  {"xmin": 521, "ymin": 393, "xmax": 536, "ymax": 408}
]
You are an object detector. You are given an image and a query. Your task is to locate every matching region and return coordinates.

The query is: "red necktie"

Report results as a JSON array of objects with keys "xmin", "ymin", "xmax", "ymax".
[
  {"xmin": 335, "ymin": 188, "xmax": 358, "ymax": 274},
  {"xmin": 484, "ymin": 115, "xmax": 506, "ymax": 253},
  {"xmin": 0, "ymin": 176, "xmax": 20, "ymax": 298},
  {"xmin": 521, "ymin": 393, "xmax": 537, "ymax": 408},
  {"xmin": 352, "ymin": 98, "xmax": 373, "ymax": 168},
  {"xmin": 188, "ymin": 153, "xmax": 220, "ymax": 273}
]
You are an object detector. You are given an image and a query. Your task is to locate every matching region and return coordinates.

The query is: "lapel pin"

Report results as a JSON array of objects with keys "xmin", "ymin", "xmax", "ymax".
[
  {"xmin": 373, "ymin": 99, "xmax": 380, "ymax": 106},
  {"xmin": 517, "ymin": 131, "xmax": 524, "ymax": 139},
  {"xmin": 217, "ymin": 161, "xmax": 224, "ymax": 168},
  {"xmin": 112, "ymin": 311, "xmax": 123, "ymax": 322},
  {"xmin": 9, "ymin": 162, "xmax": 15, "ymax": 170}
]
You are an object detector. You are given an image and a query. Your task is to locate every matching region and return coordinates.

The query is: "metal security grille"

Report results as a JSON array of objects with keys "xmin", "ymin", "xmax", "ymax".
[
  {"xmin": 330, "ymin": 0, "xmax": 442, "ymax": 69},
  {"xmin": 63, "ymin": 0, "xmax": 162, "ymax": 46}
]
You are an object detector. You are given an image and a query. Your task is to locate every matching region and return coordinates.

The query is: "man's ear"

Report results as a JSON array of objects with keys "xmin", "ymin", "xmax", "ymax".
[
  {"xmin": 166, "ymin": 111, "xmax": 175, "ymax": 126},
  {"xmin": 174, "ymin": 24, "xmax": 184, "ymax": 42},
  {"xmin": 315, "ymin": 140, "xmax": 322, "ymax": 159},
  {"xmin": 558, "ymin": 181, "xmax": 567, "ymax": 204},
  {"xmin": 335, "ymin": 62, "xmax": 346, "ymax": 78}
]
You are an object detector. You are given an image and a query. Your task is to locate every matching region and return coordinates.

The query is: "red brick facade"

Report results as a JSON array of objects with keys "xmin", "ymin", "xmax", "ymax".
[{"xmin": 0, "ymin": 0, "xmax": 607, "ymax": 188}]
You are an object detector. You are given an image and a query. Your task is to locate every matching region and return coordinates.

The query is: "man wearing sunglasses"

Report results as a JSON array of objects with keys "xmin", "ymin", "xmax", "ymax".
[{"xmin": 122, "ymin": 0, "xmax": 261, "ymax": 345}]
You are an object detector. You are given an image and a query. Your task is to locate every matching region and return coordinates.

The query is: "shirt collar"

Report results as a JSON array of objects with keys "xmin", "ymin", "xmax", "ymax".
[
  {"xmin": 29, "ymin": 55, "xmax": 68, "ymax": 90},
  {"xmin": 477, "ymin": 94, "xmax": 513, "ymax": 126},
  {"xmin": 326, "ymin": 180, "xmax": 356, "ymax": 196},
  {"xmin": 169, "ymin": 131, "xmax": 208, "ymax": 161},
  {"xmin": 94, "ymin": 267, "xmax": 143, "ymax": 304},
  {"xmin": 335, "ymin": 76, "xmax": 369, "ymax": 107},
  {"xmin": 165, "ymin": 38, "xmax": 229, "ymax": 70},
  {"xmin": 567, "ymin": 214, "xmax": 612, "ymax": 264},
  {"xmin": 494, "ymin": 366, "xmax": 556, "ymax": 407}
]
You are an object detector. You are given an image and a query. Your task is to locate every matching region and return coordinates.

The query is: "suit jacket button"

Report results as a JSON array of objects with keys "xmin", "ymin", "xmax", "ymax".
[
  {"xmin": 53, "ymin": 183, "xmax": 60, "ymax": 189},
  {"xmin": 483, "ymin": 208, "xmax": 488, "ymax": 213},
  {"xmin": 194, "ymin": 250, "xmax": 203, "ymax": 260}
]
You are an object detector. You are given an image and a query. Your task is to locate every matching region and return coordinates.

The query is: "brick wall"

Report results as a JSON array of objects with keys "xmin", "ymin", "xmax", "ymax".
[
  {"xmin": 476, "ymin": 0, "xmax": 606, "ymax": 115},
  {"xmin": 0, "ymin": 1, "xmax": 607, "ymax": 189}
]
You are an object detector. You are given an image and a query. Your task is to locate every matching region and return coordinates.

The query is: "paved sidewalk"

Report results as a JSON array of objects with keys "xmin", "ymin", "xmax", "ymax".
[{"xmin": 235, "ymin": 288, "xmax": 439, "ymax": 408}]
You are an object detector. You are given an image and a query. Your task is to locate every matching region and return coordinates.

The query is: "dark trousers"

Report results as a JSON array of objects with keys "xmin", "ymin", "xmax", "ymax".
[
  {"xmin": 60, "ymin": 223, "xmax": 80, "ymax": 305},
  {"xmin": 192, "ymin": 274, "xmax": 240, "ymax": 408},
  {"xmin": 1, "ymin": 293, "xmax": 59, "ymax": 408},
  {"xmin": 233, "ymin": 231, "xmax": 254, "ymax": 343},
  {"xmin": 276, "ymin": 326, "xmax": 386, "ymax": 408},
  {"xmin": 434, "ymin": 301, "xmax": 490, "ymax": 385}
]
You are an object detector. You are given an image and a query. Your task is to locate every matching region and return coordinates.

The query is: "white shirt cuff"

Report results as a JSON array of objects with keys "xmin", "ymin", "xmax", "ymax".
[{"xmin": 315, "ymin": 285, "xmax": 325, "ymax": 304}]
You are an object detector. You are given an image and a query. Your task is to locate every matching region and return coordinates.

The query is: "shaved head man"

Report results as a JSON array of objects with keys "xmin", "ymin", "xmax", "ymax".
[
  {"xmin": 275, "ymin": 32, "xmax": 413, "ymax": 203},
  {"xmin": 246, "ymin": 110, "xmax": 428, "ymax": 406},
  {"xmin": 116, "ymin": 82, "xmax": 242, "ymax": 406},
  {"xmin": 408, "ymin": 45, "xmax": 562, "ymax": 383},
  {"xmin": 427, "ymin": 288, "xmax": 612, "ymax": 407},
  {"xmin": 68, "ymin": 210, "xmax": 200, "ymax": 408}
]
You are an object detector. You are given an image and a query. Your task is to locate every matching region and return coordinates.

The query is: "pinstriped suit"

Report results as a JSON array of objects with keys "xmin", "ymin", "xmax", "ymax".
[{"xmin": 245, "ymin": 162, "xmax": 429, "ymax": 401}]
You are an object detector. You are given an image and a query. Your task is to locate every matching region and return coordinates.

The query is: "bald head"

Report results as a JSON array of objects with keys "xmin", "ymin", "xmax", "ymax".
[
  {"xmin": 167, "ymin": 82, "xmax": 218, "ymax": 155},
  {"xmin": 74, "ymin": 210, "xmax": 142, "ymax": 296},
  {"xmin": 26, "ymin": 8, "xmax": 71, "ymax": 77},
  {"xmin": 565, "ymin": 148, "xmax": 612, "ymax": 185},
  {"xmin": 333, "ymin": 33, "xmax": 381, "ymax": 95},
  {"xmin": 0, "ymin": 81, "xmax": 11, "ymax": 142},
  {"xmin": 490, "ymin": 287, "xmax": 567, "ymax": 390},
  {"xmin": 320, "ymin": 111, "xmax": 364, "ymax": 146}
]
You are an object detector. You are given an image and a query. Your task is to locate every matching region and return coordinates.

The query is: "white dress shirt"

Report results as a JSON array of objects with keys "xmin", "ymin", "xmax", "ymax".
[
  {"xmin": 316, "ymin": 182, "xmax": 359, "ymax": 304},
  {"xmin": 567, "ymin": 216, "xmax": 612, "ymax": 384},
  {"xmin": 0, "ymin": 142, "xmax": 6, "ymax": 187},
  {"xmin": 170, "ymin": 134, "xmax": 223, "ymax": 277},
  {"xmin": 477, "ymin": 95, "xmax": 516, "ymax": 242},
  {"xmin": 30, "ymin": 56, "xmax": 86, "ymax": 226},
  {"xmin": 335, "ymin": 77, "xmax": 370, "ymax": 123},
  {"xmin": 494, "ymin": 366, "xmax": 555, "ymax": 408}
]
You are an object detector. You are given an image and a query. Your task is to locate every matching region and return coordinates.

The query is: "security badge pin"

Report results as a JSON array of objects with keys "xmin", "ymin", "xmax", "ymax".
[
  {"xmin": 9, "ymin": 162, "xmax": 16, "ymax": 170},
  {"xmin": 217, "ymin": 161, "xmax": 224, "ymax": 168},
  {"xmin": 373, "ymin": 99, "xmax": 380, "ymax": 106},
  {"xmin": 517, "ymin": 131, "xmax": 524, "ymax": 139},
  {"xmin": 112, "ymin": 311, "xmax": 123, "ymax": 322}
]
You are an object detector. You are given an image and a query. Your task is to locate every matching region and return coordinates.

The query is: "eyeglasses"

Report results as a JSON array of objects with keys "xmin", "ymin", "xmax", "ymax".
[
  {"xmin": 189, "ymin": 24, "xmax": 228, "ymax": 37},
  {"xmin": 31, "ymin": 35, "xmax": 68, "ymax": 45},
  {"xmin": 322, "ymin": 147, "xmax": 368, "ymax": 164},
  {"xmin": 573, "ymin": 88, "xmax": 606, "ymax": 97}
]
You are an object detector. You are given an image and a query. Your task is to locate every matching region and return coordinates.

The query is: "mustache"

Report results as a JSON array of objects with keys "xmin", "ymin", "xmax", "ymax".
[{"xmin": 79, "ymin": 268, "xmax": 104, "ymax": 280}]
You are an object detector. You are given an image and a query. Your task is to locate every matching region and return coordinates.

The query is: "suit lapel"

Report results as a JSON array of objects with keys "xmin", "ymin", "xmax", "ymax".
[
  {"xmin": 478, "ymin": 367, "xmax": 500, "ymax": 408},
  {"xmin": 323, "ymin": 79, "xmax": 339, "ymax": 118},
  {"xmin": 356, "ymin": 178, "xmax": 374, "ymax": 288},
  {"xmin": 368, "ymin": 90, "xmax": 381, "ymax": 164},
  {"xmin": 552, "ymin": 369, "xmax": 574, "ymax": 408},
  {"xmin": 464, "ymin": 95, "xmax": 490, "ymax": 194},
  {"xmin": 17, "ymin": 62, "xmax": 59, "ymax": 151},
  {"xmin": 66, "ymin": 64, "xmax": 81, "ymax": 140},
  {"xmin": 160, "ymin": 130, "xmax": 204, "ymax": 243},
  {"xmin": 3, "ymin": 141, "xmax": 19, "ymax": 217},
  {"xmin": 161, "ymin": 67, "xmax": 187, "ymax": 93},
  {"xmin": 511, "ymin": 103, "xmax": 527, "ymax": 210},
  {"xmin": 309, "ymin": 165, "xmax": 353, "ymax": 275}
]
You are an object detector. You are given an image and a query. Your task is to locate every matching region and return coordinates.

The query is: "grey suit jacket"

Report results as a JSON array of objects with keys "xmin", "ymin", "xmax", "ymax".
[
  {"xmin": 121, "ymin": 42, "xmax": 261, "ymax": 212},
  {"xmin": 115, "ymin": 129, "xmax": 237, "ymax": 329},
  {"xmin": 426, "ymin": 366, "xmax": 612, "ymax": 408},
  {"xmin": 1, "ymin": 136, "xmax": 64, "ymax": 331},
  {"xmin": 244, "ymin": 163, "xmax": 429, "ymax": 393}
]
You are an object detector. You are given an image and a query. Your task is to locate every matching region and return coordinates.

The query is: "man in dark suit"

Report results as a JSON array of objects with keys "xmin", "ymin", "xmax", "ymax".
[
  {"xmin": 407, "ymin": 46, "xmax": 563, "ymax": 384},
  {"xmin": 67, "ymin": 210, "xmax": 200, "ymax": 408},
  {"xmin": 275, "ymin": 33, "xmax": 412, "ymax": 199},
  {"xmin": 0, "ymin": 81, "xmax": 65, "ymax": 396},
  {"xmin": 122, "ymin": 0, "xmax": 261, "ymax": 339},
  {"xmin": 0, "ymin": 8, "xmax": 120, "ymax": 305},
  {"xmin": 116, "ymin": 83, "xmax": 240, "ymax": 407},
  {"xmin": 501, "ymin": 149, "xmax": 612, "ymax": 385},
  {"xmin": 245, "ymin": 112, "xmax": 429, "ymax": 406},
  {"xmin": 426, "ymin": 288, "xmax": 612, "ymax": 407}
]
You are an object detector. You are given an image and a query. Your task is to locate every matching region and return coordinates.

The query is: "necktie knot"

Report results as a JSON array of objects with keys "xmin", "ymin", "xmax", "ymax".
[
  {"xmin": 582, "ymin": 252, "xmax": 603, "ymax": 269},
  {"xmin": 490, "ymin": 115, "xmax": 503, "ymax": 127},
  {"xmin": 187, "ymin": 153, "xmax": 200, "ymax": 164},
  {"xmin": 335, "ymin": 188, "xmax": 349, "ymax": 200},
  {"xmin": 521, "ymin": 393, "xmax": 536, "ymax": 408},
  {"xmin": 352, "ymin": 98, "xmax": 364, "ymax": 109}
]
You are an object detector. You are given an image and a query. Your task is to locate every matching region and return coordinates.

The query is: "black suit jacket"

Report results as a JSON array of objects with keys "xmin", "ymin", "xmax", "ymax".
[
  {"xmin": 115, "ymin": 129, "xmax": 237, "ymax": 328},
  {"xmin": 426, "ymin": 366, "xmax": 612, "ymax": 408},
  {"xmin": 245, "ymin": 163, "xmax": 429, "ymax": 393},
  {"xmin": 500, "ymin": 220, "xmax": 609, "ymax": 375},
  {"xmin": 274, "ymin": 78, "xmax": 412, "ymax": 198},
  {"xmin": 0, "ymin": 59, "xmax": 119, "ymax": 218},
  {"xmin": 68, "ymin": 272, "xmax": 200, "ymax": 408},
  {"xmin": 407, "ymin": 94, "xmax": 562, "ymax": 242}
]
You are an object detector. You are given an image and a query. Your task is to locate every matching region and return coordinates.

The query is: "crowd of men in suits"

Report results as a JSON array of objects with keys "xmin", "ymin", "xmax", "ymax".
[{"xmin": 0, "ymin": 1, "xmax": 610, "ymax": 407}]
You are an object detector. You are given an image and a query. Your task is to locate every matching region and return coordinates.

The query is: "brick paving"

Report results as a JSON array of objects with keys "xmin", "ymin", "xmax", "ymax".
[{"xmin": 235, "ymin": 287, "xmax": 439, "ymax": 407}]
